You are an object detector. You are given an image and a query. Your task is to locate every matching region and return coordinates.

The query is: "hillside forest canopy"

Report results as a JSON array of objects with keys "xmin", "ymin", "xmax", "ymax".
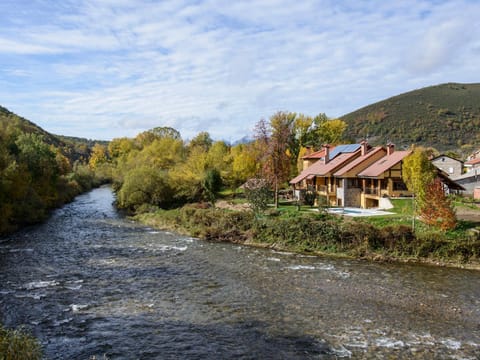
[{"xmin": 0, "ymin": 106, "xmax": 107, "ymax": 235}]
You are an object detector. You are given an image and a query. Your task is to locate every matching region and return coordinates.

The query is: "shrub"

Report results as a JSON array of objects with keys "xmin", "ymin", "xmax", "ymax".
[
  {"xmin": 378, "ymin": 225, "xmax": 415, "ymax": 253},
  {"xmin": 0, "ymin": 325, "xmax": 42, "ymax": 360},
  {"xmin": 414, "ymin": 231, "xmax": 449, "ymax": 258},
  {"xmin": 341, "ymin": 221, "xmax": 380, "ymax": 249},
  {"xmin": 303, "ymin": 190, "xmax": 316, "ymax": 207},
  {"xmin": 243, "ymin": 179, "xmax": 271, "ymax": 217}
]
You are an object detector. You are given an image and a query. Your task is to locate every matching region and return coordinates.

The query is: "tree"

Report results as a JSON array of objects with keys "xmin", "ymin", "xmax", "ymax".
[
  {"xmin": 202, "ymin": 168, "xmax": 222, "ymax": 206},
  {"xmin": 188, "ymin": 131, "xmax": 213, "ymax": 152},
  {"xmin": 420, "ymin": 178, "xmax": 457, "ymax": 231},
  {"xmin": 15, "ymin": 133, "xmax": 59, "ymax": 208},
  {"xmin": 117, "ymin": 167, "xmax": 173, "ymax": 210},
  {"xmin": 206, "ymin": 141, "xmax": 231, "ymax": 177},
  {"xmin": 108, "ymin": 137, "xmax": 137, "ymax": 160},
  {"xmin": 402, "ymin": 147, "xmax": 437, "ymax": 231},
  {"xmin": 305, "ymin": 113, "xmax": 347, "ymax": 148},
  {"xmin": 255, "ymin": 112, "xmax": 296, "ymax": 208},
  {"xmin": 135, "ymin": 126, "xmax": 181, "ymax": 147},
  {"xmin": 169, "ymin": 145, "xmax": 208, "ymax": 202},
  {"xmin": 229, "ymin": 143, "xmax": 258, "ymax": 190},
  {"xmin": 402, "ymin": 147, "xmax": 436, "ymax": 206},
  {"xmin": 243, "ymin": 178, "xmax": 270, "ymax": 218},
  {"xmin": 88, "ymin": 143, "xmax": 108, "ymax": 170}
]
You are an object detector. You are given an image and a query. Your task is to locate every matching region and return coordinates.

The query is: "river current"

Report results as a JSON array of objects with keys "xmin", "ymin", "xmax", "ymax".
[{"xmin": 0, "ymin": 187, "xmax": 479, "ymax": 359}]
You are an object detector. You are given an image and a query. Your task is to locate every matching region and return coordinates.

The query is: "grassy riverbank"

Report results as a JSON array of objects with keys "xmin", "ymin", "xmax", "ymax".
[{"xmin": 135, "ymin": 199, "xmax": 480, "ymax": 269}]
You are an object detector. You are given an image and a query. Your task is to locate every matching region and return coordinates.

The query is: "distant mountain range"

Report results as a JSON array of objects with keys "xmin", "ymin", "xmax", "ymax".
[{"xmin": 340, "ymin": 83, "xmax": 480, "ymax": 152}]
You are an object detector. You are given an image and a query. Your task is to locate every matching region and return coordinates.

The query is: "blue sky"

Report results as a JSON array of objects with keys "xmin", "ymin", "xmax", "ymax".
[{"xmin": 0, "ymin": 0, "xmax": 479, "ymax": 141}]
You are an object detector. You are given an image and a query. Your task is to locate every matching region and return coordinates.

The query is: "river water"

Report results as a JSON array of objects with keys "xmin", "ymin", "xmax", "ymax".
[{"xmin": 0, "ymin": 187, "xmax": 479, "ymax": 359}]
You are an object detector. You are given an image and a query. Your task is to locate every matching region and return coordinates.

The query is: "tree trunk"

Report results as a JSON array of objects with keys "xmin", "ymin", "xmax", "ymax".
[{"xmin": 274, "ymin": 178, "xmax": 279, "ymax": 208}]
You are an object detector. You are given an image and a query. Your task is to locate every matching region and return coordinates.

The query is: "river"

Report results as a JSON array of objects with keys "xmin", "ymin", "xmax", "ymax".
[{"xmin": 0, "ymin": 187, "xmax": 479, "ymax": 359}]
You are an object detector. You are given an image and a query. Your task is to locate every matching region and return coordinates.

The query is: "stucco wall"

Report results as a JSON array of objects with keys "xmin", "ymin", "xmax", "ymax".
[{"xmin": 432, "ymin": 156, "xmax": 463, "ymax": 178}]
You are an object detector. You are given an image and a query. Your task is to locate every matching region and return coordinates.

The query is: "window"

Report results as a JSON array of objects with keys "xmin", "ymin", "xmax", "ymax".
[{"xmin": 393, "ymin": 179, "xmax": 407, "ymax": 191}]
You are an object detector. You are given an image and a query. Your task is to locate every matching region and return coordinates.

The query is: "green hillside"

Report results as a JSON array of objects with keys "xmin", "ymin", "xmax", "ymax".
[
  {"xmin": 340, "ymin": 83, "xmax": 480, "ymax": 152},
  {"xmin": 0, "ymin": 105, "xmax": 99, "ymax": 162},
  {"xmin": 0, "ymin": 105, "xmax": 107, "ymax": 234}
]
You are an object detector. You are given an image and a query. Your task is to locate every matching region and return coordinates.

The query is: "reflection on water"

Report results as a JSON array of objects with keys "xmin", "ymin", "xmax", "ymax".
[{"xmin": 1, "ymin": 187, "xmax": 479, "ymax": 359}]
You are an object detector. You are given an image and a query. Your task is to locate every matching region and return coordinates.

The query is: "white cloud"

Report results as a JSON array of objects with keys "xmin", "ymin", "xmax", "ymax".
[{"xmin": 0, "ymin": 0, "xmax": 479, "ymax": 141}]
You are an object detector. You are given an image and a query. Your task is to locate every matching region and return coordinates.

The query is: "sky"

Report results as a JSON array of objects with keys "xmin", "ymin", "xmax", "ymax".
[{"xmin": 0, "ymin": 0, "xmax": 479, "ymax": 142}]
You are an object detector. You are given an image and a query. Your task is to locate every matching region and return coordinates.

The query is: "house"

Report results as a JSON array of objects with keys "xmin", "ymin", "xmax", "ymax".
[
  {"xmin": 467, "ymin": 148, "xmax": 480, "ymax": 161},
  {"xmin": 301, "ymin": 146, "xmax": 332, "ymax": 169},
  {"xmin": 290, "ymin": 143, "xmax": 362, "ymax": 205},
  {"xmin": 454, "ymin": 152, "xmax": 480, "ymax": 194},
  {"xmin": 333, "ymin": 142, "xmax": 387, "ymax": 207},
  {"xmin": 357, "ymin": 144, "xmax": 412, "ymax": 208},
  {"xmin": 291, "ymin": 142, "xmax": 412, "ymax": 208},
  {"xmin": 435, "ymin": 169, "xmax": 465, "ymax": 194},
  {"xmin": 290, "ymin": 142, "xmax": 466, "ymax": 208},
  {"xmin": 431, "ymin": 155, "xmax": 463, "ymax": 178},
  {"xmin": 465, "ymin": 157, "xmax": 480, "ymax": 173}
]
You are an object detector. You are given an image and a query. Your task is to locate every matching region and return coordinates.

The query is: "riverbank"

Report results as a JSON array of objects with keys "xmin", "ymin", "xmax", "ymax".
[{"xmin": 134, "ymin": 203, "xmax": 480, "ymax": 271}]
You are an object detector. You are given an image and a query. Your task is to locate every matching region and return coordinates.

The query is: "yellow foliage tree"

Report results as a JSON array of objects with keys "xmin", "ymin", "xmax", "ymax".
[{"xmin": 88, "ymin": 143, "xmax": 108, "ymax": 170}]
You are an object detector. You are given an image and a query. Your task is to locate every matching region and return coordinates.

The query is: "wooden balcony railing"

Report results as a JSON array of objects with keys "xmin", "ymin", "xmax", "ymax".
[
  {"xmin": 318, "ymin": 185, "xmax": 335, "ymax": 194},
  {"xmin": 363, "ymin": 187, "xmax": 380, "ymax": 196}
]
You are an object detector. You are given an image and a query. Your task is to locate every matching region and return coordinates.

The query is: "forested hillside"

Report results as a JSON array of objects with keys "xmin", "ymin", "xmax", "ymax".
[
  {"xmin": 340, "ymin": 83, "xmax": 480, "ymax": 153},
  {"xmin": 0, "ymin": 106, "xmax": 103, "ymax": 234}
]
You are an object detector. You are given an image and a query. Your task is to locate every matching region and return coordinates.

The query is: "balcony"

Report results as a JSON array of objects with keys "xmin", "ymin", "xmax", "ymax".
[
  {"xmin": 363, "ymin": 187, "xmax": 380, "ymax": 196},
  {"xmin": 318, "ymin": 185, "xmax": 336, "ymax": 195}
]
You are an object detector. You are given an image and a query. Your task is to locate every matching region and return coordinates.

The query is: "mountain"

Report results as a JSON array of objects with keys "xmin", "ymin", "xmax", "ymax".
[
  {"xmin": 340, "ymin": 83, "xmax": 480, "ymax": 152},
  {"xmin": 0, "ymin": 105, "xmax": 103, "ymax": 162}
]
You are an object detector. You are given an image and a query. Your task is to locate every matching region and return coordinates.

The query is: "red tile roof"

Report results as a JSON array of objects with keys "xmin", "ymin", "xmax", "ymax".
[
  {"xmin": 358, "ymin": 150, "xmax": 412, "ymax": 178},
  {"xmin": 465, "ymin": 158, "xmax": 480, "ymax": 166},
  {"xmin": 290, "ymin": 150, "xmax": 360, "ymax": 184},
  {"xmin": 333, "ymin": 147, "xmax": 385, "ymax": 177},
  {"xmin": 302, "ymin": 146, "xmax": 335, "ymax": 159}
]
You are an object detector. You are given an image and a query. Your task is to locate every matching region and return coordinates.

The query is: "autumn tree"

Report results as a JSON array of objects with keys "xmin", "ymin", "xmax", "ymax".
[
  {"xmin": 206, "ymin": 141, "xmax": 231, "ymax": 178},
  {"xmin": 169, "ymin": 145, "xmax": 208, "ymax": 202},
  {"xmin": 188, "ymin": 131, "xmax": 213, "ymax": 152},
  {"xmin": 88, "ymin": 143, "xmax": 108, "ymax": 170},
  {"xmin": 117, "ymin": 167, "xmax": 173, "ymax": 210},
  {"xmin": 108, "ymin": 137, "xmax": 137, "ymax": 161},
  {"xmin": 402, "ymin": 147, "xmax": 436, "ymax": 210},
  {"xmin": 135, "ymin": 126, "xmax": 181, "ymax": 147},
  {"xmin": 402, "ymin": 147, "xmax": 456, "ymax": 231},
  {"xmin": 229, "ymin": 143, "xmax": 258, "ymax": 190},
  {"xmin": 420, "ymin": 178, "xmax": 457, "ymax": 231},
  {"xmin": 254, "ymin": 112, "xmax": 296, "ymax": 208}
]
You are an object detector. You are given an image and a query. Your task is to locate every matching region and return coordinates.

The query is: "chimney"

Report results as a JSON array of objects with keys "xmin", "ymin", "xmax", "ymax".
[
  {"xmin": 323, "ymin": 144, "xmax": 330, "ymax": 164},
  {"xmin": 387, "ymin": 142, "xmax": 395, "ymax": 156},
  {"xmin": 305, "ymin": 146, "xmax": 312, "ymax": 156},
  {"xmin": 360, "ymin": 140, "xmax": 368, "ymax": 156}
]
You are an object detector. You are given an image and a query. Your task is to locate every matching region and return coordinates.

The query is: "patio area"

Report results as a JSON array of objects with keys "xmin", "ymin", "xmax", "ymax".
[{"xmin": 325, "ymin": 207, "xmax": 395, "ymax": 217}]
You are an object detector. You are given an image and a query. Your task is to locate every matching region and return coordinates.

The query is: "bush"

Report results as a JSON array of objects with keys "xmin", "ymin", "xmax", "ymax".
[
  {"xmin": 341, "ymin": 221, "xmax": 380, "ymax": 250},
  {"xmin": 117, "ymin": 167, "xmax": 173, "ymax": 210},
  {"xmin": 414, "ymin": 232, "xmax": 449, "ymax": 258},
  {"xmin": 0, "ymin": 325, "xmax": 42, "ymax": 360},
  {"xmin": 378, "ymin": 225, "xmax": 415, "ymax": 254},
  {"xmin": 177, "ymin": 206, "xmax": 255, "ymax": 242}
]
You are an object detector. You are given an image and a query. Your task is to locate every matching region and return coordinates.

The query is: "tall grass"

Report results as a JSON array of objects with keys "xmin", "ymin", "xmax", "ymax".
[{"xmin": 0, "ymin": 325, "xmax": 42, "ymax": 360}]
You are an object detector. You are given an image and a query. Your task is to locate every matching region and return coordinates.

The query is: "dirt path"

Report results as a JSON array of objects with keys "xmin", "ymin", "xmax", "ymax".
[{"xmin": 455, "ymin": 203, "xmax": 480, "ymax": 223}]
